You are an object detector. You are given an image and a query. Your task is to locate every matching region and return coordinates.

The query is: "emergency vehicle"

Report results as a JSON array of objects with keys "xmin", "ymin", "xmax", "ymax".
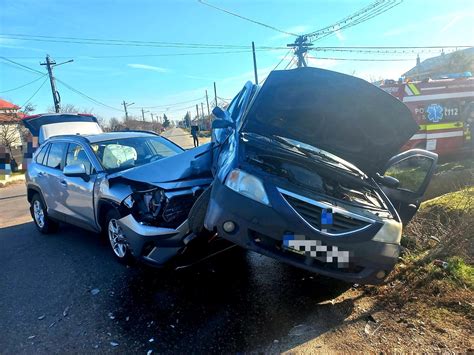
[{"xmin": 379, "ymin": 73, "xmax": 474, "ymax": 155}]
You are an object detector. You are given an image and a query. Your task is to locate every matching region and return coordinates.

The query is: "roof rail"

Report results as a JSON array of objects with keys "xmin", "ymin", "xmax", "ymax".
[{"xmin": 115, "ymin": 129, "xmax": 160, "ymax": 136}]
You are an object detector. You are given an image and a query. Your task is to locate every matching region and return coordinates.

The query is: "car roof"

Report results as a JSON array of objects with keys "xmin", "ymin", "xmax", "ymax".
[{"xmin": 48, "ymin": 131, "xmax": 160, "ymax": 144}]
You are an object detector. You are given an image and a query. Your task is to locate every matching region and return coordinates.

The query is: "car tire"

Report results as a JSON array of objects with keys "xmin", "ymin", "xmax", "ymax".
[
  {"xmin": 104, "ymin": 209, "xmax": 133, "ymax": 265},
  {"xmin": 30, "ymin": 193, "xmax": 58, "ymax": 234},
  {"xmin": 188, "ymin": 186, "xmax": 212, "ymax": 235}
]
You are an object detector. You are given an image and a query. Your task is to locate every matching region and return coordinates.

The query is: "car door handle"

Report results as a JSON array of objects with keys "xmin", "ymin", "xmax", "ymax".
[
  {"xmin": 60, "ymin": 180, "xmax": 68, "ymax": 187},
  {"xmin": 38, "ymin": 172, "xmax": 46, "ymax": 177}
]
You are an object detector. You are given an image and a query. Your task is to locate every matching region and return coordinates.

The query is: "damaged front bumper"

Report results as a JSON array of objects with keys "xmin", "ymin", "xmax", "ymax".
[
  {"xmin": 117, "ymin": 214, "xmax": 194, "ymax": 266},
  {"xmin": 205, "ymin": 179, "xmax": 401, "ymax": 284}
]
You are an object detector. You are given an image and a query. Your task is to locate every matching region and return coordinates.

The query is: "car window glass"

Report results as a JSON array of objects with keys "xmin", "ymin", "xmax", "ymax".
[
  {"xmin": 384, "ymin": 156, "xmax": 434, "ymax": 193},
  {"xmin": 45, "ymin": 142, "xmax": 67, "ymax": 170},
  {"xmin": 231, "ymin": 88, "xmax": 248, "ymax": 121},
  {"xmin": 101, "ymin": 144, "xmax": 138, "ymax": 170},
  {"xmin": 147, "ymin": 139, "xmax": 180, "ymax": 158},
  {"xmin": 35, "ymin": 144, "xmax": 49, "ymax": 165},
  {"xmin": 66, "ymin": 144, "xmax": 93, "ymax": 175}
]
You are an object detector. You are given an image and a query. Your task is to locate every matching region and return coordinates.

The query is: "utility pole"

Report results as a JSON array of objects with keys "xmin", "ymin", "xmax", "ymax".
[
  {"xmin": 252, "ymin": 41, "xmax": 258, "ymax": 84},
  {"xmin": 122, "ymin": 101, "xmax": 134, "ymax": 121},
  {"xmin": 287, "ymin": 36, "xmax": 312, "ymax": 68},
  {"xmin": 141, "ymin": 108, "xmax": 149, "ymax": 121},
  {"xmin": 150, "ymin": 112, "xmax": 154, "ymax": 122},
  {"xmin": 213, "ymin": 82, "xmax": 218, "ymax": 107},
  {"xmin": 195, "ymin": 104, "xmax": 199, "ymax": 119},
  {"xmin": 205, "ymin": 90, "xmax": 210, "ymax": 116},
  {"xmin": 40, "ymin": 55, "xmax": 73, "ymax": 113}
]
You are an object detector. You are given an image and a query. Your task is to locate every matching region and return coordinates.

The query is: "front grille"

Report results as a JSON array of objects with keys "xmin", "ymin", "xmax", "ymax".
[{"xmin": 281, "ymin": 193, "xmax": 372, "ymax": 235}]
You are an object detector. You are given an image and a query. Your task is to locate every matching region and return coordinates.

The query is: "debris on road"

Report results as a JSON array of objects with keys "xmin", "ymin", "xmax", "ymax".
[
  {"xmin": 63, "ymin": 307, "xmax": 69, "ymax": 317},
  {"xmin": 108, "ymin": 312, "xmax": 115, "ymax": 320},
  {"xmin": 110, "ymin": 341, "xmax": 119, "ymax": 347},
  {"xmin": 90, "ymin": 288, "xmax": 100, "ymax": 295},
  {"xmin": 37, "ymin": 315, "xmax": 45, "ymax": 320},
  {"xmin": 27, "ymin": 335, "xmax": 36, "ymax": 340},
  {"xmin": 147, "ymin": 350, "xmax": 153, "ymax": 355},
  {"xmin": 149, "ymin": 338, "xmax": 154, "ymax": 343}
]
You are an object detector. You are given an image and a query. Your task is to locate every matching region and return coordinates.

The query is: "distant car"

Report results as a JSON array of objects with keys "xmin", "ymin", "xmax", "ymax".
[
  {"xmin": 24, "ymin": 113, "xmax": 214, "ymax": 266},
  {"xmin": 199, "ymin": 67, "xmax": 438, "ymax": 284}
]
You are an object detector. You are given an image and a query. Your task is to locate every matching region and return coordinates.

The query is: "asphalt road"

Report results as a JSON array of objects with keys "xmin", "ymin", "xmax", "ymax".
[
  {"xmin": 162, "ymin": 127, "xmax": 211, "ymax": 149},
  {"xmin": 0, "ymin": 182, "xmax": 352, "ymax": 353}
]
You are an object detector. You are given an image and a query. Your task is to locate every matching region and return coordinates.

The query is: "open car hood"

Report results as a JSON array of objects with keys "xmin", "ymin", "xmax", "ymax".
[
  {"xmin": 241, "ymin": 68, "xmax": 418, "ymax": 175},
  {"xmin": 109, "ymin": 143, "xmax": 213, "ymax": 186},
  {"xmin": 22, "ymin": 113, "xmax": 102, "ymax": 144}
]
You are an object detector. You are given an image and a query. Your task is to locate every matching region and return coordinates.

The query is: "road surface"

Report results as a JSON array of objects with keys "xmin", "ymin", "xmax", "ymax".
[
  {"xmin": 0, "ymin": 183, "xmax": 350, "ymax": 353},
  {"xmin": 162, "ymin": 127, "xmax": 211, "ymax": 149}
]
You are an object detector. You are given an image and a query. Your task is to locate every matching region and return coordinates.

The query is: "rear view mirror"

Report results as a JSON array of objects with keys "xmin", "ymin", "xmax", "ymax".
[
  {"xmin": 376, "ymin": 174, "xmax": 400, "ymax": 188},
  {"xmin": 64, "ymin": 164, "xmax": 89, "ymax": 181},
  {"xmin": 212, "ymin": 119, "xmax": 235, "ymax": 130},
  {"xmin": 212, "ymin": 106, "xmax": 226, "ymax": 119}
]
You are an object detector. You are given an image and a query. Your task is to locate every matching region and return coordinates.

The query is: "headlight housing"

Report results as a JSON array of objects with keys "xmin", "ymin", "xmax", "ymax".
[{"xmin": 225, "ymin": 169, "xmax": 270, "ymax": 206}]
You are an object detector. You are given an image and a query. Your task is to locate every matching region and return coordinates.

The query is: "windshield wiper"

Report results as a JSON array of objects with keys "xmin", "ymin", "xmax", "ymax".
[{"xmin": 271, "ymin": 135, "xmax": 365, "ymax": 178}]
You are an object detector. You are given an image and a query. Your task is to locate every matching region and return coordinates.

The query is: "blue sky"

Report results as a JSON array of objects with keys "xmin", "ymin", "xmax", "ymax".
[{"xmin": 1, "ymin": 0, "xmax": 473, "ymax": 122}]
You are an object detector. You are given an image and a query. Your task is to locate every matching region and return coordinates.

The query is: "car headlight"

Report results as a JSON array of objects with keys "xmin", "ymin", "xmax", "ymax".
[{"xmin": 225, "ymin": 169, "xmax": 270, "ymax": 206}]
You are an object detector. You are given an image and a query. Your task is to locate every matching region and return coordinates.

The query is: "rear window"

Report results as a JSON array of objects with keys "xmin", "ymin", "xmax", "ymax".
[
  {"xmin": 35, "ymin": 144, "xmax": 49, "ymax": 165},
  {"xmin": 45, "ymin": 142, "xmax": 67, "ymax": 170}
]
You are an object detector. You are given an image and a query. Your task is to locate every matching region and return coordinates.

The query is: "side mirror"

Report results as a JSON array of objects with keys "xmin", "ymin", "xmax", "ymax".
[
  {"xmin": 212, "ymin": 106, "xmax": 226, "ymax": 119},
  {"xmin": 376, "ymin": 173, "xmax": 400, "ymax": 188},
  {"xmin": 212, "ymin": 119, "xmax": 235, "ymax": 130},
  {"xmin": 64, "ymin": 164, "xmax": 89, "ymax": 181}
]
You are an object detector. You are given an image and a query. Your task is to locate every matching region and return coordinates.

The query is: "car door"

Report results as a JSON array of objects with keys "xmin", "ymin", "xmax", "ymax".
[
  {"xmin": 62, "ymin": 143, "xmax": 98, "ymax": 230},
  {"xmin": 42, "ymin": 141, "xmax": 69, "ymax": 221},
  {"xmin": 381, "ymin": 149, "xmax": 438, "ymax": 225}
]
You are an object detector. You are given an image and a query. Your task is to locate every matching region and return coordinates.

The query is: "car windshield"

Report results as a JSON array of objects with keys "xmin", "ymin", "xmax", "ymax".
[{"xmin": 90, "ymin": 136, "xmax": 182, "ymax": 173}]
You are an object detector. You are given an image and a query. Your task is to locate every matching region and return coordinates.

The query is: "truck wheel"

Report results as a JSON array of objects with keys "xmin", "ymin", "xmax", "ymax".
[
  {"xmin": 30, "ymin": 194, "xmax": 58, "ymax": 234},
  {"xmin": 104, "ymin": 209, "xmax": 133, "ymax": 264}
]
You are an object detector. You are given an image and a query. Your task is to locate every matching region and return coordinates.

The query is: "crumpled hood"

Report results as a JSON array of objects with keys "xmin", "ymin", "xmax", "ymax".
[
  {"xmin": 108, "ymin": 143, "xmax": 213, "ymax": 185},
  {"xmin": 241, "ymin": 68, "xmax": 418, "ymax": 175}
]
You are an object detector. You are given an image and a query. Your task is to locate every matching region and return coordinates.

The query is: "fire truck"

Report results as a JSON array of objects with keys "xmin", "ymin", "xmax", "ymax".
[{"xmin": 379, "ymin": 74, "xmax": 474, "ymax": 155}]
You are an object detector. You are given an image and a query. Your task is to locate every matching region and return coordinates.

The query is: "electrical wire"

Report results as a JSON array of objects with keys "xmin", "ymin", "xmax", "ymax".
[
  {"xmin": 197, "ymin": 0, "xmax": 298, "ymax": 37},
  {"xmin": 259, "ymin": 49, "xmax": 293, "ymax": 84},
  {"xmin": 0, "ymin": 74, "xmax": 48, "ymax": 93},
  {"xmin": 306, "ymin": 54, "xmax": 413, "ymax": 61},
  {"xmin": 55, "ymin": 78, "xmax": 123, "ymax": 112},
  {"xmin": 20, "ymin": 77, "xmax": 48, "ymax": 108},
  {"xmin": 132, "ymin": 97, "xmax": 206, "ymax": 109},
  {"xmin": 0, "ymin": 56, "xmax": 45, "ymax": 75}
]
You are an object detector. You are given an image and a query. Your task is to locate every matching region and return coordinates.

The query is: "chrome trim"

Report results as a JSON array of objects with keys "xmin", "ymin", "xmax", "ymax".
[
  {"xmin": 277, "ymin": 187, "xmax": 376, "ymax": 237},
  {"xmin": 117, "ymin": 214, "xmax": 188, "ymax": 237}
]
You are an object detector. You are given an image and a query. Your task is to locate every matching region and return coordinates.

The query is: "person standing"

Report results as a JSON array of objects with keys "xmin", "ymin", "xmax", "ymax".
[{"xmin": 191, "ymin": 125, "xmax": 199, "ymax": 147}]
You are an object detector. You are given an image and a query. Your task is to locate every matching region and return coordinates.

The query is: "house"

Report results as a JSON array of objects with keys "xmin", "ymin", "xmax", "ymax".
[
  {"xmin": 0, "ymin": 98, "xmax": 26, "ymax": 175},
  {"xmin": 403, "ymin": 47, "xmax": 474, "ymax": 81}
]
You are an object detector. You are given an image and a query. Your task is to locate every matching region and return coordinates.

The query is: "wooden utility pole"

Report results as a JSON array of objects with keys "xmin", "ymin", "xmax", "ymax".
[
  {"xmin": 40, "ymin": 55, "xmax": 73, "ymax": 113},
  {"xmin": 122, "ymin": 101, "xmax": 134, "ymax": 121},
  {"xmin": 150, "ymin": 112, "xmax": 154, "ymax": 122},
  {"xmin": 141, "ymin": 108, "xmax": 149, "ymax": 121},
  {"xmin": 195, "ymin": 104, "xmax": 199, "ymax": 119},
  {"xmin": 252, "ymin": 41, "xmax": 258, "ymax": 84},
  {"xmin": 205, "ymin": 90, "xmax": 210, "ymax": 115},
  {"xmin": 213, "ymin": 82, "xmax": 218, "ymax": 107}
]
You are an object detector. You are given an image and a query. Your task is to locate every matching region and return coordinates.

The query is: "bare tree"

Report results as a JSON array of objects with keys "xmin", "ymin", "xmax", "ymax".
[
  {"xmin": 0, "ymin": 122, "xmax": 22, "ymax": 153},
  {"xmin": 21, "ymin": 103, "xmax": 36, "ymax": 116}
]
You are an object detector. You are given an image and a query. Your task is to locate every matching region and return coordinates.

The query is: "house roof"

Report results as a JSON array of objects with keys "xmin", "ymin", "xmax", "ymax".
[{"xmin": 0, "ymin": 98, "xmax": 20, "ymax": 110}]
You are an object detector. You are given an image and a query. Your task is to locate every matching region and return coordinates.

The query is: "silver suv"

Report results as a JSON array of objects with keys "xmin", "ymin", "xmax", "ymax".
[{"xmin": 25, "ymin": 114, "xmax": 214, "ymax": 266}]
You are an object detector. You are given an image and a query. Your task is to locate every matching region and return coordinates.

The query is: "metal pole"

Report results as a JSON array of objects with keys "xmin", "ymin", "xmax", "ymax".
[
  {"xmin": 213, "ymin": 82, "xmax": 218, "ymax": 107},
  {"xmin": 252, "ymin": 41, "xmax": 258, "ymax": 84},
  {"xmin": 205, "ymin": 90, "xmax": 210, "ymax": 115}
]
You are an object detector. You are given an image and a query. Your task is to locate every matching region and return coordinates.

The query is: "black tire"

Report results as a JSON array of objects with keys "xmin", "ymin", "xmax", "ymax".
[
  {"xmin": 30, "ymin": 193, "xmax": 58, "ymax": 234},
  {"xmin": 188, "ymin": 186, "xmax": 212, "ymax": 235},
  {"xmin": 104, "ymin": 209, "xmax": 133, "ymax": 264}
]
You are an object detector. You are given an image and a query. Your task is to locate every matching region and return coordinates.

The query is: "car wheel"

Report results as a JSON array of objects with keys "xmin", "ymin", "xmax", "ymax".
[
  {"xmin": 30, "ymin": 194, "xmax": 58, "ymax": 234},
  {"xmin": 105, "ymin": 209, "xmax": 132, "ymax": 264},
  {"xmin": 188, "ymin": 186, "xmax": 212, "ymax": 234}
]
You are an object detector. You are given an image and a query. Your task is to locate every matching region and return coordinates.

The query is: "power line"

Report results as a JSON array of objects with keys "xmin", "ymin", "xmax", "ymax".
[
  {"xmin": 0, "ymin": 33, "xmax": 286, "ymax": 51},
  {"xmin": 306, "ymin": 55, "xmax": 414, "ymax": 62},
  {"xmin": 259, "ymin": 49, "xmax": 293, "ymax": 84},
  {"xmin": 0, "ymin": 56, "xmax": 45, "ymax": 75},
  {"xmin": 0, "ymin": 74, "xmax": 47, "ymax": 93},
  {"xmin": 198, "ymin": 0, "xmax": 298, "ymax": 37},
  {"xmin": 55, "ymin": 78, "xmax": 123, "ymax": 112},
  {"xmin": 20, "ymin": 77, "xmax": 48, "ymax": 108},
  {"xmin": 134, "ymin": 97, "xmax": 206, "ymax": 109}
]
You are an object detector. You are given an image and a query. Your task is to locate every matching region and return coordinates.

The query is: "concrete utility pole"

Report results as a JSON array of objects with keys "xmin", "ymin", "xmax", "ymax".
[
  {"xmin": 205, "ymin": 90, "xmax": 210, "ymax": 116},
  {"xmin": 141, "ymin": 108, "xmax": 149, "ymax": 121},
  {"xmin": 40, "ymin": 55, "xmax": 73, "ymax": 113},
  {"xmin": 122, "ymin": 101, "xmax": 134, "ymax": 121},
  {"xmin": 213, "ymin": 82, "xmax": 218, "ymax": 107},
  {"xmin": 252, "ymin": 41, "xmax": 258, "ymax": 84}
]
